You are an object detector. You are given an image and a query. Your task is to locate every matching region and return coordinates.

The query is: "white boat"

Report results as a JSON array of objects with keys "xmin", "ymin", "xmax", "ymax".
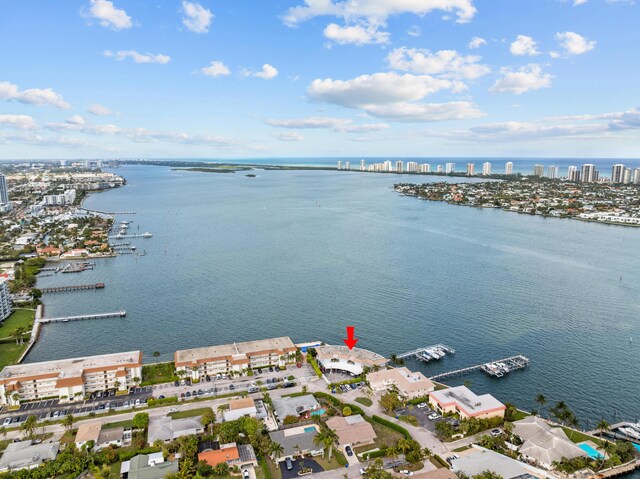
[{"xmin": 142, "ymin": 232, "xmax": 153, "ymax": 238}]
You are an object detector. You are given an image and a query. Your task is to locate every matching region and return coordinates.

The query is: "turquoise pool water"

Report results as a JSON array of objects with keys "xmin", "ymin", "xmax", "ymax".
[
  {"xmin": 579, "ymin": 443, "xmax": 604, "ymax": 459},
  {"xmin": 633, "ymin": 443, "xmax": 640, "ymax": 453},
  {"xmin": 304, "ymin": 426, "xmax": 317, "ymax": 433},
  {"xmin": 310, "ymin": 409, "xmax": 326, "ymax": 416}
]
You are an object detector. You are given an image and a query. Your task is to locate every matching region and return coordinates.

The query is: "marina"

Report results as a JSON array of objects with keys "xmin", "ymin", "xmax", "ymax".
[
  {"xmin": 428, "ymin": 354, "xmax": 530, "ymax": 381},
  {"xmin": 396, "ymin": 344, "xmax": 455, "ymax": 362},
  {"xmin": 38, "ymin": 310, "xmax": 127, "ymax": 324},
  {"xmin": 61, "ymin": 261, "xmax": 95, "ymax": 273}
]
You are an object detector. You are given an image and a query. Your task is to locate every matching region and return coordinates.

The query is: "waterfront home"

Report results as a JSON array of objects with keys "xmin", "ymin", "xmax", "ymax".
[
  {"xmin": 513, "ymin": 416, "xmax": 587, "ymax": 468},
  {"xmin": 272, "ymin": 394, "xmax": 320, "ymax": 425},
  {"xmin": 314, "ymin": 345, "xmax": 387, "ymax": 376},
  {"xmin": 223, "ymin": 397, "xmax": 258, "ymax": 422},
  {"xmin": 367, "ymin": 367, "xmax": 435, "ymax": 399},
  {"xmin": 0, "ymin": 350, "xmax": 142, "ymax": 406},
  {"xmin": 0, "ymin": 441, "xmax": 60, "ymax": 472},
  {"xmin": 429, "ymin": 386, "xmax": 505, "ymax": 420},
  {"xmin": 268, "ymin": 425, "xmax": 323, "ymax": 461},
  {"xmin": 120, "ymin": 452, "xmax": 178, "ymax": 479},
  {"xmin": 147, "ymin": 416, "xmax": 205, "ymax": 444},
  {"xmin": 198, "ymin": 442, "xmax": 257, "ymax": 469},
  {"xmin": 174, "ymin": 337, "xmax": 296, "ymax": 381},
  {"xmin": 326, "ymin": 414, "xmax": 377, "ymax": 447}
]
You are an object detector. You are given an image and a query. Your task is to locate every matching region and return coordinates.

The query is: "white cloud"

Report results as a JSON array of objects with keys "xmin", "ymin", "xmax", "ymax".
[
  {"xmin": 283, "ymin": 0, "xmax": 477, "ymax": 26},
  {"xmin": 307, "ymin": 72, "xmax": 481, "ymax": 122},
  {"xmin": 277, "ymin": 132, "xmax": 305, "ymax": 141},
  {"xmin": 244, "ymin": 64, "xmax": 279, "ymax": 80},
  {"xmin": 66, "ymin": 115, "xmax": 86, "ymax": 126},
  {"xmin": 201, "ymin": 61, "xmax": 230, "ymax": 77},
  {"xmin": 556, "ymin": 31, "xmax": 596, "ymax": 55},
  {"xmin": 408, "ymin": 25, "xmax": 421, "ymax": 37},
  {"xmin": 323, "ymin": 23, "xmax": 389, "ymax": 45},
  {"xmin": 181, "ymin": 1, "xmax": 214, "ymax": 33},
  {"xmin": 510, "ymin": 35, "xmax": 540, "ymax": 56},
  {"xmin": 0, "ymin": 81, "xmax": 70, "ymax": 109},
  {"xmin": 387, "ymin": 47, "xmax": 490, "ymax": 80},
  {"xmin": 573, "ymin": 0, "xmax": 588, "ymax": 5},
  {"xmin": 88, "ymin": 103, "xmax": 119, "ymax": 116},
  {"xmin": 549, "ymin": 51, "xmax": 560, "ymax": 59},
  {"xmin": 0, "ymin": 114, "xmax": 38, "ymax": 130},
  {"xmin": 489, "ymin": 64, "xmax": 552, "ymax": 95},
  {"xmin": 84, "ymin": 0, "xmax": 132, "ymax": 30},
  {"xmin": 267, "ymin": 116, "xmax": 389, "ymax": 132},
  {"xmin": 104, "ymin": 50, "xmax": 171, "ymax": 64},
  {"xmin": 468, "ymin": 36, "xmax": 486, "ymax": 49}
]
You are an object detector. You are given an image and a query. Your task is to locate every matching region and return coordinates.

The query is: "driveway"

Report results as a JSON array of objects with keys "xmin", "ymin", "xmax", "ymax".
[
  {"xmin": 343, "ymin": 445, "xmax": 360, "ymax": 466},
  {"xmin": 280, "ymin": 458, "xmax": 324, "ymax": 479}
]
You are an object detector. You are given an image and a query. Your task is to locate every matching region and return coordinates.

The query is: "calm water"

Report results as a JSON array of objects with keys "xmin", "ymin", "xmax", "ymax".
[{"xmin": 28, "ymin": 165, "xmax": 640, "ymax": 430}]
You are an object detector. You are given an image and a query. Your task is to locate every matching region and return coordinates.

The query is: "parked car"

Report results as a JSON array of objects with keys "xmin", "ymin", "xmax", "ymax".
[
  {"xmin": 399, "ymin": 471, "xmax": 413, "ymax": 476},
  {"xmin": 205, "ymin": 376, "xmax": 211, "ymax": 382},
  {"xmin": 229, "ymin": 384, "xmax": 235, "ymax": 390},
  {"xmin": 174, "ymin": 381, "xmax": 180, "ymax": 387},
  {"xmin": 428, "ymin": 413, "xmax": 440, "ymax": 421},
  {"xmin": 169, "ymin": 407, "xmax": 179, "ymax": 413},
  {"xmin": 416, "ymin": 402, "xmax": 427, "ymax": 409},
  {"xmin": 198, "ymin": 389, "xmax": 204, "ymax": 395},
  {"xmin": 243, "ymin": 470, "xmax": 250, "ymax": 479},
  {"xmin": 345, "ymin": 446, "xmax": 353, "ymax": 456},
  {"xmin": 158, "ymin": 395, "xmax": 165, "ymax": 399},
  {"xmin": 135, "ymin": 399, "xmax": 141, "ymax": 405},
  {"xmin": 257, "ymin": 368, "xmax": 262, "ymax": 374},
  {"xmin": 285, "ymin": 458, "xmax": 293, "ymax": 470},
  {"xmin": 269, "ymin": 367, "xmax": 274, "ymax": 372},
  {"xmin": 185, "ymin": 392, "xmax": 191, "ymax": 397},
  {"xmin": 446, "ymin": 455, "xmax": 460, "ymax": 466},
  {"xmin": 360, "ymin": 468, "xmax": 369, "ymax": 475},
  {"xmin": 2, "ymin": 418, "xmax": 11, "ymax": 426},
  {"xmin": 490, "ymin": 428, "xmax": 502, "ymax": 437}
]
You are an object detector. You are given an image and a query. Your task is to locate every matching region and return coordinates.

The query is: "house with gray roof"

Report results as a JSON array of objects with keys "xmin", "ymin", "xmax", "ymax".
[
  {"xmin": 147, "ymin": 416, "xmax": 205, "ymax": 443},
  {"xmin": 268, "ymin": 424, "xmax": 324, "ymax": 461},
  {"xmin": 0, "ymin": 440, "xmax": 60, "ymax": 472},
  {"xmin": 121, "ymin": 452, "xmax": 178, "ymax": 479},
  {"xmin": 272, "ymin": 394, "xmax": 320, "ymax": 425}
]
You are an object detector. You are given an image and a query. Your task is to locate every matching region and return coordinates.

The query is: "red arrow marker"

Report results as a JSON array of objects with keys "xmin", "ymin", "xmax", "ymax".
[{"xmin": 343, "ymin": 326, "xmax": 358, "ymax": 350}]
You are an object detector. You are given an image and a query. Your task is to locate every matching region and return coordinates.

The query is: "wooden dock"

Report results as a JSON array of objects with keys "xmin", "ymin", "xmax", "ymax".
[
  {"xmin": 41, "ymin": 283, "xmax": 105, "ymax": 293},
  {"xmin": 39, "ymin": 310, "xmax": 126, "ymax": 324},
  {"xmin": 397, "ymin": 344, "xmax": 456, "ymax": 360},
  {"xmin": 428, "ymin": 354, "xmax": 530, "ymax": 381}
]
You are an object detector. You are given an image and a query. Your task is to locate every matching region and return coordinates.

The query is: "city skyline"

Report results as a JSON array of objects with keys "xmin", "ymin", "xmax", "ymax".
[{"xmin": 0, "ymin": 0, "xmax": 639, "ymax": 159}]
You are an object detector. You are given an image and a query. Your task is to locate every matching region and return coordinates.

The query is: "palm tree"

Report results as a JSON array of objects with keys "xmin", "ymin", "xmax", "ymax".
[
  {"xmin": 535, "ymin": 394, "xmax": 546, "ymax": 416},
  {"xmin": 269, "ymin": 442, "xmax": 284, "ymax": 467},
  {"xmin": 114, "ymin": 381, "xmax": 121, "ymax": 391},
  {"xmin": 132, "ymin": 377, "xmax": 141, "ymax": 387},
  {"xmin": 21, "ymin": 415, "xmax": 37, "ymax": 439},
  {"xmin": 62, "ymin": 414, "xmax": 75, "ymax": 431},
  {"xmin": 386, "ymin": 445, "xmax": 399, "ymax": 461},
  {"xmin": 201, "ymin": 409, "xmax": 216, "ymax": 434},
  {"xmin": 302, "ymin": 385, "xmax": 308, "ymax": 394},
  {"xmin": 11, "ymin": 393, "xmax": 20, "ymax": 407},
  {"xmin": 397, "ymin": 438, "xmax": 412, "ymax": 456},
  {"xmin": 596, "ymin": 419, "xmax": 610, "ymax": 436}
]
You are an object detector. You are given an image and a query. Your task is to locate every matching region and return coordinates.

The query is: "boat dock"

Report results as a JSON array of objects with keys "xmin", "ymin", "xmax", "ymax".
[
  {"xmin": 108, "ymin": 233, "xmax": 153, "ymax": 239},
  {"xmin": 81, "ymin": 208, "xmax": 136, "ymax": 215},
  {"xmin": 428, "ymin": 354, "xmax": 530, "ymax": 381},
  {"xmin": 41, "ymin": 283, "xmax": 105, "ymax": 293},
  {"xmin": 39, "ymin": 310, "xmax": 126, "ymax": 324},
  {"xmin": 397, "ymin": 344, "xmax": 456, "ymax": 362},
  {"xmin": 61, "ymin": 262, "xmax": 95, "ymax": 273}
]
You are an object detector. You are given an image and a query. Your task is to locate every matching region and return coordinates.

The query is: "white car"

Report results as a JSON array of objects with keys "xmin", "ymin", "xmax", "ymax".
[
  {"xmin": 416, "ymin": 402, "xmax": 427, "ymax": 409},
  {"xmin": 399, "ymin": 470, "xmax": 413, "ymax": 476},
  {"xmin": 2, "ymin": 418, "xmax": 11, "ymax": 427},
  {"xmin": 242, "ymin": 470, "xmax": 250, "ymax": 479},
  {"xmin": 360, "ymin": 467, "xmax": 369, "ymax": 475},
  {"xmin": 428, "ymin": 413, "xmax": 440, "ymax": 421},
  {"xmin": 168, "ymin": 407, "xmax": 179, "ymax": 413}
]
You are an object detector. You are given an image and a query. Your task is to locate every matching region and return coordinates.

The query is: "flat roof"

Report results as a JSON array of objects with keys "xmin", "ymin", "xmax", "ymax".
[
  {"xmin": 430, "ymin": 385, "xmax": 505, "ymax": 416},
  {"xmin": 315, "ymin": 345, "xmax": 387, "ymax": 367},
  {"xmin": 175, "ymin": 337, "xmax": 296, "ymax": 365},
  {"xmin": 0, "ymin": 350, "xmax": 142, "ymax": 383},
  {"xmin": 367, "ymin": 367, "xmax": 434, "ymax": 392}
]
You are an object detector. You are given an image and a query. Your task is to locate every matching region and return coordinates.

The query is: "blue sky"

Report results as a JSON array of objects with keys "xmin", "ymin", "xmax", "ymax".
[{"xmin": 0, "ymin": 0, "xmax": 638, "ymax": 159}]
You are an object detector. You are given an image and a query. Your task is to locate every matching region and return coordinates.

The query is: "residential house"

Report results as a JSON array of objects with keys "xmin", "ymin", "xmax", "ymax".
[
  {"xmin": 367, "ymin": 367, "xmax": 435, "ymax": 399},
  {"xmin": 326, "ymin": 414, "xmax": 377, "ymax": 447}
]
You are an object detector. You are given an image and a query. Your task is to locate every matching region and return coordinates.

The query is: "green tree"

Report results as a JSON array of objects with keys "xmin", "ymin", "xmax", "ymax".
[
  {"xmin": 62, "ymin": 414, "xmax": 75, "ymax": 431},
  {"xmin": 214, "ymin": 462, "xmax": 230, "ymax": 476},
  {"xmin": 201, "ymin": 408, "xmax": 216, "ymax": 434},
  {"xmin": 535, "ymin": 394, "xmax": 546, "ymax": 416},
  {"xmin": 133, "ymin": 412, "xmax": 149, "ymax": 430},
  {"xmin": 596, "ymin": 419, "xmax": 610, "ymax": 436},
  {"xmin": 473, "ymin": 472, "xmax": 504, "ymax": 479},
  {"xmin": 269, "ymin": 442, "xmax": 284, "ymax": 467},
  {"xmin": 378, "ymin": 391, "xmax": 402, "ymax": 413},
  {"xmin": 21, "ymin": 414, "xmax": 38, "ymax": 439},
  {"xmin": 342, "ymin": 406, "xmax": 352, "ymax": 416}
]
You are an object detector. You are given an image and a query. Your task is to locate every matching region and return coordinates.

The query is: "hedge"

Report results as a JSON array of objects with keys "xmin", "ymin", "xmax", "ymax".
[
  {"xmin": 147, "ymin": 396, "xmax": 177, "ymax": 407},
  {"xmin": 118, "ymin": 447, "xmax": 161, "ymax": 462},
  {"xmin": 432, "ymin": 455, "xmax": 449, "ymax": 468},
  {"xmin": 371, "ymin": 415, "xmax": 412, "ymax": 440},
  {"xmin": 362, "ymin": 448, "xmax": 388, "ymax": 460},
  {"xmin": 406, "ymin": 396, "xmax": 430, "ymax": 406},
  {"xmin": 307, "ymin": 356, "xmax": 323, "ymax": 377},
  {"xmin": 312, "ymin": 392, "xmax": 364, "ymax": 417}
]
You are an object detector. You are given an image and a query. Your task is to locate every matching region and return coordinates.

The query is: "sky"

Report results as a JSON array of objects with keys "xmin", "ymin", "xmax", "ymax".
[{"xmin": 0, "ymin": 0, "xmax": 639, "ymax": 159}]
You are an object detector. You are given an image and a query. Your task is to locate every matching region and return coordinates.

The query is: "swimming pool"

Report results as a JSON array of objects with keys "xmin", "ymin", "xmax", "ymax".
[
  {"xmin": 310, "ymin": 409, "xmax": 326, "ymax": 416},
  {"xmin": 579, "ymin": 443, "xmax": 604, "ymax": 459},
  {"xmin": 304, "ymin": 426, "xmax": 317, "ymax": 433},
  {"xmin": 633, "ymin": 443, "xmax": 640, "ymax": 453}
]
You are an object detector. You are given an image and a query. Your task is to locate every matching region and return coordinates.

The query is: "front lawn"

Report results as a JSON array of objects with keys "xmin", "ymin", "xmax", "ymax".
[
  {"xmin": 354, "ymin": 397, "xmax": 373, "ymax": 407},
  {"xmin": 103, "ymin": 419, "xmax": 133, "ymax": 429},
  {"xmin": 0, "ymin": 309, "xmax": 35, "ymax": 338},
  {"xmin": 364, "ymin": 417, "xmax": 404, "ymax": 450},
  {"xmin": 560, "ymin": 426, "xmax": 605, "ymax": 447},
  {"xmin": 168, "ymin": 407, "xmax": 211, "ymax": 419},
  {"xmin": 314, "ymin": 453, "xmax": 346, "ymax": 471}
]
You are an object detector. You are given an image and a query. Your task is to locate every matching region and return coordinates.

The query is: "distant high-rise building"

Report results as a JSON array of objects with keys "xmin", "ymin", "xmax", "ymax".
[
  {"xmin": 623, "ymin": 168, "xmax": 632, "ymax": 184},
  {"xmin": 345, "ymin": 161, "xmax": 350, "ymax": 170},
  {"xmin": 466, "ymin": 163, "xmax": 475, "ymax": 175},
  {"xmin": 0, "ymin": 174, "xmax": 8, "ymax": 204},
  {"xmin": 445, "ymin": 163, "xmax": 455, "ymax": 174},
  {"xmin": 546, "ymin": 165, "xmax": 559, "ymax": 180},
  {"xmin": 0, "ymin": 278, "xmax": 11, "ymax": 322},
  {"xmin": 406, "ymin": 162, "xmax": 418, "ymax": 173},
  {"xmin": 360, "ymin": 159, "xmax": 366, "ymax": 171},
  {"xmin": 533, "ymin": 164, "xmax": 544, "ymax": 177},
  {"xmin": 337, "ymin": 161, "xmax": 342, "ymax": 170},
  {"xmin": 60, "ymin": 159, "xmax": 67, "ymax": 167},
  {"xmin": 482, "ymin": 162, "xmax": 492, "ymax": 175},
  {"xmin": 581, "ymin": 164, "xmax": 597, "ymax": 183},
  {"xmin": 634, "ymin": 168, "xmax": 640, "ymax": 185},
  {"xmin": 395, "ymin": 160, "xmax": 404, "ymax": 173},
  {"xmin": 420, "ymin": 163, "xmax": 431, "ymax": 173},
  {"xmin": 505, "ymin": 162, "xmax": 513, "ymax": 175},
  {"xmin": 437, "ymin": 165, "xmax": 443, "ymax": 173},
  {"xmin": 383, "ymin": 160, "xmax": 392, "ymax": 172},
  {"xmin": 568, "ymin": 166, "xmax": 580, "ymax": 182},
  {"xmin": 611, "ymin": 163, "xmax": 625, "ymax": 183}
]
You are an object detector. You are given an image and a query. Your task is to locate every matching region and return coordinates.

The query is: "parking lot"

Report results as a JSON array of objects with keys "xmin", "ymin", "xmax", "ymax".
[{"xmin": 394, "ymin": 404, "xmax": 458, "ymax": 434}]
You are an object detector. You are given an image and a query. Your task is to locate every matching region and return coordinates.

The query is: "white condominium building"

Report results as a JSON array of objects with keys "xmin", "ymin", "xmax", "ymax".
[
  {"xmin": 420, "ymin": 163, "xmax": 431, "ymax": 173},
  {"xmin": 505, "ymin": 162, "xmax": 513, "ymax": 175},
  {"xmin": 174, "ymin": 337, "xmax": 297, "ymax": 380},
  {"xmin": 611, "ymin": 164, "xmax": 625, "ymax": 183},
  {"xmin": 406, "ymin": 162, "xmax": 418, "ymax": 173},
  {"xmin": 0, "ymin": 278, "xmax": 11, "ymax": 322},
  {"xmin": 482, "ymin": 162, "xmax": 492, "ymax": 176},
  {"xmin": 546, "ymin": 165, "xmax": 559, "ymax": 180},
  {"xmin": 466, "ymin": 163, "xmax": 475, "ymax": 175},
  {"xmin": 533, "ymin": 164, "xmax": 544, "ymax": 177},
  {"xmin": 581, "ymin": 164, "xmax": 598, "ymax": 183},
  {"xmin": 395, "ymin": 160, "xmax": 404, "ymax": 173},
  {"xmin": 0, "ymin": 174, "xmax": 8, "ymax": 204},
  {"xmin": 43, "ymin": 189, "xmax": 76, "ymax": 206},
  {"xmin": 445, "ymin": 163, "xmax": 455, "ymax": 174},
  {"xmin": 360, "ymin": 159, "xmax": 366, "ymax": 171},
  {"xmin": 0, "ymin": 351, "xmax": 142, "ymax": 406}
]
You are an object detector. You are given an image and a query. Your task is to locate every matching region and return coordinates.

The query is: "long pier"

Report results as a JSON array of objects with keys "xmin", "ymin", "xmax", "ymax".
[
  {"xmin": 428, "ymin": 354, "xmax": 530, "ymax": 381},
  {"xmin": 41, "ymin": 283, "xmax": 105, "ymax": 293},
  {"xmin": 397, "ymin": 344, "xmax": 456, "ymax": 360},
  {"xmin": 108, "ymin": 234, "xmax": 152, "ymax": 239},
  {"xmin": 81, "ymin": 208, "xmax": 136, "ymax": 215},
  {"xmin": 39, "ymin": 310, "xmax": 126, "ymax": 324}
]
